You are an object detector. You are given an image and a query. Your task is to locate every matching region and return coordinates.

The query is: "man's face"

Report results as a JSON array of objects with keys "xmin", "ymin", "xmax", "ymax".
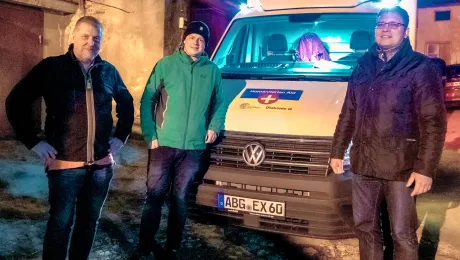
[
  {"xmin": 72, "ymin": 22, "xmax": 102, "ymax": 63},
  {"xmin": 375, "ymin": 12, "xmax": 408, "ymax": 50},
  {"xmin": 183, "ymin": 33, "xmax": 205, "ymax": 58}
]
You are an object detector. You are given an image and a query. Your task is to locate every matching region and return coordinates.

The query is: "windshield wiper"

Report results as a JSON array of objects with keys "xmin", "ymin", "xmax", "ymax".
[
  {"xmin": 222, "ymin": 73, "xmax": 348, "ymax": 82},
  {"xmin": 260, "ymin": 75, "xmax": 348, "ymax": 82},
  {"xmin": 222, "ymin": 73, "xmax": 257, "ymax": 79}
]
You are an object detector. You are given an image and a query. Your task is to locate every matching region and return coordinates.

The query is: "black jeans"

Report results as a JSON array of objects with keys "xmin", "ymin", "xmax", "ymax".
[
  {"xmin": 352, "ymin": 173, "xmax": 418, "ymax": 260},
  {"xmin": 43, "ymin": 165, "xmax": 113, "ymax": 260},
  {"xmin": 138, "ymin": 147, "xmax": 203, "ymax": 253}
]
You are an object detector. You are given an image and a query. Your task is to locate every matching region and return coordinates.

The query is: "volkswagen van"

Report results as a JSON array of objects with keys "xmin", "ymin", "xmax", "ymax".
[{"xmin": 195, "ymin": 0, "xmax": 417, "ymax": 238}]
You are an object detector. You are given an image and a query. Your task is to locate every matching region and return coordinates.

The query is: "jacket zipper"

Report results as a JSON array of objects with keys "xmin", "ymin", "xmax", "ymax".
[
  {"xmin": 160, "ymin": 97, "xmax": 168, "ymax": 129},
  {"xmin": 85, "ymin": 77, "xmax": 96, "ymax": 164},
  {"xmin": 79, "ymin": 63, "xmax": 98, "ymax": 165},
  {"xmin": 183, "ymin": 65, "xmax": 194, "ymax": 148}
]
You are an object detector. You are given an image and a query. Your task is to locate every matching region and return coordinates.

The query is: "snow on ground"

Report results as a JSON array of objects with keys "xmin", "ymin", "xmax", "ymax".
[{"xmin": 0, "ymin": 109, "xmax": 459, "ymax": 259}]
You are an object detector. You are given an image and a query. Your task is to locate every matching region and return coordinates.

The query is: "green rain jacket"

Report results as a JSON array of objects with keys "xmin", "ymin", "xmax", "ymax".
[{"xmin": 140, "ymin": 49, "xmax": 226, "ymax": 150}]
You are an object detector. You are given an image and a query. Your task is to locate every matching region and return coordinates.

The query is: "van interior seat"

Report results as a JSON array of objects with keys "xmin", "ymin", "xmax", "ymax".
[
  {"xmin": 262, "ymin": 34, "xmax": 294, "ymax": 62},
  {"xmin": 339, "ymin": 30, "xmax": 372, "ymax": 62},
  {"xmin": 351, "ymin": 30, "xmax": 372, "ymax": 51}
]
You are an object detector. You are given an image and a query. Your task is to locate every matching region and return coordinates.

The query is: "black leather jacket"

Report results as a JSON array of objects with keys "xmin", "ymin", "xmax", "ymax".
[{"xmin": 6, "ymin": 45, "xmax": 134, "ymax": 162}]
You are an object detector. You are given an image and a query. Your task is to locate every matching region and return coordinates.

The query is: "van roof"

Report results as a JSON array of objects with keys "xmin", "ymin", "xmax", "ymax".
[
  {"xmin": 253, "ymin": 0, "xmax": 372, "ymax": 11},
  {"xmin": 239, "ymin": 0, "xmax": 382, "ymax": 19}
]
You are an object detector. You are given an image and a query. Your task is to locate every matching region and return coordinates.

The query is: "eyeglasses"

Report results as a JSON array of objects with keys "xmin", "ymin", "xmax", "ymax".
[{"xmin": 375, "ymin": 22, "xmax": 405, "ymax": 29}]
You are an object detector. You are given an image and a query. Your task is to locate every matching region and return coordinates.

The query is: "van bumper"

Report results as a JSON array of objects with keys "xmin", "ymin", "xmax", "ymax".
[{"xmin": 194, "ymin": 166, "xmax": 355, "ymax": 239}]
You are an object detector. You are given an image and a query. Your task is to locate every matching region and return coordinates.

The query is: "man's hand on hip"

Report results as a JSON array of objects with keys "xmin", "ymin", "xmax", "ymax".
[
  {"xmin": 109, "ymin": 137, "xmax": 124, "ymax": 154},
  {"xmin": 149, "ymin": 139, "xmax": 159, "ymax": 149},
  {"xmin": 32, "ymin": 141, "xmax": 57, "ymax": 165},
  {"xmin": 406, "ymin": 172, "xmax": 432, "ymax": 196},
  {"xmin": 205, "ymin": 130, "xmax": 217, "ymax": 144},
  {"xmin": 330, "ymin": 158, "xmax": 344, "ymax": 174}
]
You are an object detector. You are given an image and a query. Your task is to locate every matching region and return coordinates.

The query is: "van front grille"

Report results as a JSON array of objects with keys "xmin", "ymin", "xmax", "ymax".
[{"xmin": 210, "ymin": 132, "xmax": 332, "ymax": 176}]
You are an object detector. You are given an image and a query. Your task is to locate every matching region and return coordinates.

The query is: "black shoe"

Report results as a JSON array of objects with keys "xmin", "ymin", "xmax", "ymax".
[
  {"xmin": 151, "ymin": 241, "xmax": 166, "ymax": 259},
  {"xmin": 165, "ymin": 249, "xmax": 179, "ymax": 260},
  {"xmin": 130, "ymin": 251, "xmax": 151, "ymax": 260}
]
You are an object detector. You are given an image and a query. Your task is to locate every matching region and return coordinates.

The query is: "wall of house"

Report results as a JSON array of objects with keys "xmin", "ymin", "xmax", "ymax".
[
  {"xmin": 3, "ymin": 0, "xmax": 165, "ymax": 137},
  {"xmin": 70, "ymin": 0, "xmax": 165, "ymax": 134},
  {"xmin": 417, "ymin": 5, "xmax": 460, "ymax": 64},
  {"xmin": 191, "ymin": 0, "xmax": 240, "ymax": 55},
  {"xmin": 0, "ymin": 2, "xmax": 44, "ymax": 138},
  {"xmin": 43, "ymin": 11, "xmax": 73, "ymax": 57}
]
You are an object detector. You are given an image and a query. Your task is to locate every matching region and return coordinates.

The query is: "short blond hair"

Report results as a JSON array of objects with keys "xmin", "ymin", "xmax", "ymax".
[{"xmin": 74, "ymin": 16, "xmax": 103, "ymax": 33}]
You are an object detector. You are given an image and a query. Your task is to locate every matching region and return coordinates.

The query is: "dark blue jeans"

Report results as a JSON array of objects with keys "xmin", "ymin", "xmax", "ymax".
[
  {"xmin": 138, "ymin": 147, "xmax": 203, "ymax": 253},
  {"xmin": 352, "ymin": 173, "xmax": 418, "ymax": 260},
  {"xmin": 43, "ymin": 165, "xmax": 113, "ymax": 260}
]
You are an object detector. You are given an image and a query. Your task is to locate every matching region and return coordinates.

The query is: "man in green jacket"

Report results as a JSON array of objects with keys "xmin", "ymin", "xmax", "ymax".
[{"xmin": 136, "ymin": 21, "xmax": 226, "ymax": 259}]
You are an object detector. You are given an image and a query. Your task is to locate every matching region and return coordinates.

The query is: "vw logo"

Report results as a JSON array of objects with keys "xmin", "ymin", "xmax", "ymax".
[{"xmin": 243, "ymin": 142, "xmax": 266, "ymax": 167}]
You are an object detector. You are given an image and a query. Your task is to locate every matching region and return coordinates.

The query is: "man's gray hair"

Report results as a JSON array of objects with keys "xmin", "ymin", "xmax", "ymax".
[{"xmin": 74, "ymin": 16, "xmax": 103, "ymax": 32}]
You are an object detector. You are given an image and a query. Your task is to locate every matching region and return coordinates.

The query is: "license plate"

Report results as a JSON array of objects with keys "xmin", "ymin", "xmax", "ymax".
[{"xmin": 217, "ymin": 194, "xmax": 285, "ymax": 217}]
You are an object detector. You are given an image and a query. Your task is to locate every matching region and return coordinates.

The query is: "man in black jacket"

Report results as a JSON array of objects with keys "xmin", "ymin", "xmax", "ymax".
[
  {"xmin": 330, "ymin": 6, "xmax": 446, "ymax": 260},
  {"xmin": 5, "ymin": 16, "xmax": 134, "ymax": 260}
]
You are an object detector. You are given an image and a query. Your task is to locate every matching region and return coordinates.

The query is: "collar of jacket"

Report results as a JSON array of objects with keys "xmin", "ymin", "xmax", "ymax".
[
  {"xmin": 376, "ymin": 44, "xmax": 401, "ymax": 62},
  {"xmin": 66, "ymin": 43, "xmax": 104, "ymax": 66},
  {"xmin": 358, "ymin": 38, "xmax": 414, "ymax": 77},
  {"xmin": 175, "ymin": 47, "xmax": 209, "ymax": 66}
]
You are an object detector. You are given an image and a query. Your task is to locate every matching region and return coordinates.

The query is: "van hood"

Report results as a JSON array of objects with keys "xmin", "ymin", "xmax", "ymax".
[{"xmin": 222, "ymin": 79, "xmax": 348, "ymax": 137}]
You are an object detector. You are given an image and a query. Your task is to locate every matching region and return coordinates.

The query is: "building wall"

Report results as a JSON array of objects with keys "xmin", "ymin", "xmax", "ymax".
[
  {"xmin": 191, "ymin": 7, "xmax": 237, "ymax": 55},
  {"xmin": 417, "ymin": 6, "xmax": 460, "ymax": 64},
  {"xmin": 38, "ymin": 1, "xmax": 166, "ymax": 135},
  {"xmin": 0, "ymin": 2, "xmax": 44, "ymax": 138},
  {"xmin": 2, "ymin": 0, "xmax": 165, "ymax": 138},
  {"xmin": 74, "ymin": 0, "xmax": 165, "ymax": 133},
  {"xmin": 43, "ymin": 11, "xmax": 73, "ymax": 57}
]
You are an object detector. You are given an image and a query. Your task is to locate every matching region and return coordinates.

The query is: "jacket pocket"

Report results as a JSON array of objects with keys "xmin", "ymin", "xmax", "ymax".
[
  {"xmin": 378, "ymin": 137, "xmax": 418, "ymax": 175},
  {"xmin": 387, "ymin": 77, "xmax": 413, "ymax": 113},
  {"xmin": 155, "ymin": 87, "xmax": 168, "ymax": 129},
  {"xmin": 94, "ymin": 83, "xmax": 113, "ymax": 107}
]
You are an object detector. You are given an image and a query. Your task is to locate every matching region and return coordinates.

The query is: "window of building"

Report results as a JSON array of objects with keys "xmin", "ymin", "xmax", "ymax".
[
  {"xmin": 426, "ymin": 42, "xmax": 450, "ymax": 63},
  {"xmin": 435, "ymin": 11, "xmax": 451, "ymax": 21}
]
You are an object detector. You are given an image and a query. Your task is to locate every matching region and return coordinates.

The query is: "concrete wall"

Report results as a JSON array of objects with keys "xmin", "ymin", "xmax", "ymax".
[
  {"xmin": 41, "ymin": 11, "xmax": 72, "ymax": 129},
  {"xmin": 43, "ymin": 11, "xmax": 72, "ymax": 57},
  {"xmin": 2, "ymin": 0, "xmax": 165, "ymax": 137},
  {"xmin": 41, "ymin": 0, "xmax": 165, "ymax": 134},
  {"xmin": 0, "ymin": 2, "xmax": 44, "ymax": 138},
  {"xmin": 72, "ymin": 0, "xmax": 165, "ymax": 134},
  {"xmin": 417, "ymin": 6, "xmax": 460, "ymax": 64}
]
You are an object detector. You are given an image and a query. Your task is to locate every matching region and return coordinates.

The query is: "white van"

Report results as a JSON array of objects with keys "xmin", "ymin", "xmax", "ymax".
[{"xmin": 195, "ymin": 0, "xmax": 417, "ymax": 238}]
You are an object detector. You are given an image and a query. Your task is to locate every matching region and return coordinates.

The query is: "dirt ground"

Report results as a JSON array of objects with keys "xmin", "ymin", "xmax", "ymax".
[
  {"xmin": 0, "ymin": 140, "xmax": 332, "ymax": 260},
  {"xmin": 0, "ymin": 109, "xmax": 459, "ymax": 260}
]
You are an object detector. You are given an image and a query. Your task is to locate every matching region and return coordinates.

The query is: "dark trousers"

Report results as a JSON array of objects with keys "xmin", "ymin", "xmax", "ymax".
[
  {"xmin": 138, "ymin": 147, "xmax": 203, "ymax": 253},
  {"xmin": 42, "ymin": 165, "xmax": 113, "ymax": 260},
  {"xmin": 352, "ymin": 173, "xmax": 419, "ymax": 260}
]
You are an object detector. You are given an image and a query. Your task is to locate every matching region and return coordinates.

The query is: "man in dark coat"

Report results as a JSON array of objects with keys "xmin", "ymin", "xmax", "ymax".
[
  {"xmin": 6, "ymin": 16, "xmax": 134, "ymax": 260},
  {"xmin": 330, "ymin": 6, "xmax": 446, "ymax": 260}
]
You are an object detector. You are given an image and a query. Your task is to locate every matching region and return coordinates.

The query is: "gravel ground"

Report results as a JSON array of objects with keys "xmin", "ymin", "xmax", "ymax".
[{"xmin": 0, "ymin": 135, "xmax": 459, "ymax": 260}]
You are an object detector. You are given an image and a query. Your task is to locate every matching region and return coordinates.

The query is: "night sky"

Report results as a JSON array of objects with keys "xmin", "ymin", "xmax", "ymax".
[{"xmin": 418, "ymin": 0, "xmax": 460, "ymax": 7}]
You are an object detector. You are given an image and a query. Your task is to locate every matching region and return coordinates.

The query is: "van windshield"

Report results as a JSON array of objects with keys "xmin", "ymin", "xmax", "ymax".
[{"xmin": 213, "ymin": 13, "xmax": 377, "ymax": 80}]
